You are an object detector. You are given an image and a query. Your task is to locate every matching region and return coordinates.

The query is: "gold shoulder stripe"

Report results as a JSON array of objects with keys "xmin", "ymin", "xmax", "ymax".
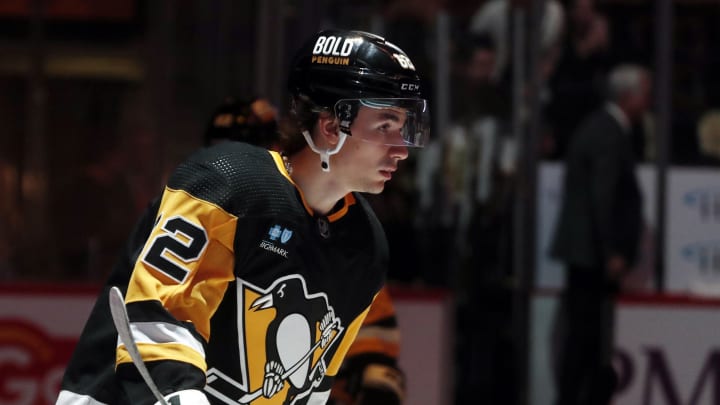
[{"xmin": 126, "ymin": 186, "xmax": 237, "ymax": 342}]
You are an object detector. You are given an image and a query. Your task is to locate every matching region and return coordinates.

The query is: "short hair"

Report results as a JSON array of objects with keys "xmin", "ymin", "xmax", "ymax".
[{"xmin": 606, "ymin": 64, "xmax": 650, "ymax": 102}]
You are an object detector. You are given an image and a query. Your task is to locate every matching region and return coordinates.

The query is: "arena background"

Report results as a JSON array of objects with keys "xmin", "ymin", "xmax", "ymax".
[{"xmin": 2, "ymin": 1, "xmax": 720, "ymax": 404}]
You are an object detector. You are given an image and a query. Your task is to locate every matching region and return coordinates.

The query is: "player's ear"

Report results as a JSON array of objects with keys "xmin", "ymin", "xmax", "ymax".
[{"xmin": 317, "ymin": 112, "xmax": 340, "ymax": 147}]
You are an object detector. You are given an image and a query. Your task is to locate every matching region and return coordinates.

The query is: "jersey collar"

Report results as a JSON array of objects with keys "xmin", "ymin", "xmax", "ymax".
[{"xmin": 269, "ymin": 150, "xmax": 356, "ymax": 221}]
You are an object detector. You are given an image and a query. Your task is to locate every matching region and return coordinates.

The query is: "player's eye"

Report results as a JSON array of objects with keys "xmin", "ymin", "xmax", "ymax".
[{"xmin": 378, "ymin": 123, "xmax": 391, "ymax": 132}]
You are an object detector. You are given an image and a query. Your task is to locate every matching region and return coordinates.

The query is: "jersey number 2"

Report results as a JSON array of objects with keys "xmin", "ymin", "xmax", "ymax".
[{"xmin": 142, "ymin": 216, "xmax": 208, "ymax": 283}]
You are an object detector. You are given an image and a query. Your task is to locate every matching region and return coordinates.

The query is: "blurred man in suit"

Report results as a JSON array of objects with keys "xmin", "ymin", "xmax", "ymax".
[{"xmin": 550, "ymin": 64, "xmax": 652, "ymax": 405}]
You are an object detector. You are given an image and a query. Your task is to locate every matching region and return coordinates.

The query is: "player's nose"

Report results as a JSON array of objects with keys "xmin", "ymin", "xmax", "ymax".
[{"xmin": 389, "ymin": 144, "xmax": 409, "ymax": 161}]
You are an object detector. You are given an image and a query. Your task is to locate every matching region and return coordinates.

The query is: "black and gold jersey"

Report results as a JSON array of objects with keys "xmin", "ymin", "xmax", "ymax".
[{"xmin": 57, "ymin": 142, "xmax": 389, "ymax": 405}]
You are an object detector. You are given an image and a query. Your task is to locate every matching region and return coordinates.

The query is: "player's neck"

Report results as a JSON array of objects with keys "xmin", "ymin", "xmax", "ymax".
[{"xmin": 288, "ymin": 150, "xmax": 347, "ymax": 216}]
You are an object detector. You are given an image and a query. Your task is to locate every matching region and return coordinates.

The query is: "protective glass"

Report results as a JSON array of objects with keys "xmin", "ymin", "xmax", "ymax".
[{"xmin": 334, "ymin": 98, "xmax": 430, "ymax": 147}]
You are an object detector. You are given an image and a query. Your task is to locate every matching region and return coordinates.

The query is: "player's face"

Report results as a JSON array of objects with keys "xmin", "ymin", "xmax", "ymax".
[{"xmin": 334, "ymin": 105, "xmax": 409, "ymax": 194}]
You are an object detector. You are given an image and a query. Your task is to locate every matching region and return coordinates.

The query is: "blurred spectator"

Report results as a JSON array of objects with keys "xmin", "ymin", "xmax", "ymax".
[
  {"xmin": 448, "ymin": 31, "xmax": 513, "ymax": 240},
  {"xmin": 567, "ymin": 0, "xmax": 609, "ymax": 59},
  {"xmin": 468, "ymin": 0, "xmax": 566, "ymax": 83},
  {"xmin": 696, "ymin": 109, "xmax": 720, "ymax": 166},
  {"xmin": 550, "ymin": 64, "xmax": 652, "ymax": 405},
  {"xmin": 445, "ymin": 29, "xmax": 520, "ymax": 404},
  {"xmin": 545, "ymin": 0, "xmax": 612, "ymax": 159},
  {"xmin": 447, "ymin": 30, "xmax": 515, "ymax": 278},
  {"xmin": 451, "ymin": 32, "xmax": 512, "ymax": 125},
  {"xmin": 452, "ymin": 8, "xmax": 564, "ymax": 400},
  {"xmin": 382, "ymin": 0, "xmax": 445, "ymax": 71},
  {"xmin": 469, "ymin": 0, "xmax": 566, "ymax": 165}
]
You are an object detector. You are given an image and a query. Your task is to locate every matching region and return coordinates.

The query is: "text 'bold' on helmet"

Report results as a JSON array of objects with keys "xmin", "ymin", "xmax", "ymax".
[{"xmin": 287, "ymin": 29, "xmax": 424, "ymax": 109}]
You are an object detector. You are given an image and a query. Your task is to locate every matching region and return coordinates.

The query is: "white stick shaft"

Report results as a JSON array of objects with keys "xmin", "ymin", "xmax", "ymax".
[{"xmin": 109, "ymin": 286, "xmax": 169, "ymax": 405}]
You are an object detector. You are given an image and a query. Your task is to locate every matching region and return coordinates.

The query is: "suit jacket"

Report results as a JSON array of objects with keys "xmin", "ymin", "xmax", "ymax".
[{"xmin": 550, "ymin": 107, "xmax": 643, "ymax": 269}]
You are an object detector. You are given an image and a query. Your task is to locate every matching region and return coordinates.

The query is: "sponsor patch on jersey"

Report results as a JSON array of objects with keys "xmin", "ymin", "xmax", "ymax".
[{"xmin": 260, "ymin": 225, "xmax": 293, "ymax": 258}]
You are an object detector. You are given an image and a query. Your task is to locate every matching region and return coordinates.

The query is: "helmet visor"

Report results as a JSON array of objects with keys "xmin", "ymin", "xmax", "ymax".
[{"xmin": 334, "ymin": 98, "xmax": 430, "ymax": 147}]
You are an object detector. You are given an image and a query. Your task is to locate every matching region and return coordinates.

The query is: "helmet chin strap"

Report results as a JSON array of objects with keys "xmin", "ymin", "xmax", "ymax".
[{"xmin": 301, "ymin": 130, "xmax": 348, "ymax": 172}]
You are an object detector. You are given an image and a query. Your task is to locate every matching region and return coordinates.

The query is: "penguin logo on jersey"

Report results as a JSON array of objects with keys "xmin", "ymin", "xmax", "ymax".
[{"xmin": 206, "ymin": 275, "xmax": 343, "ymax": 404}]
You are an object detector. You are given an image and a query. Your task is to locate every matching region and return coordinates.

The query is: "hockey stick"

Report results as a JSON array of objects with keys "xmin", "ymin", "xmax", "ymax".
[{"xmin": 109, "ymin": 286, "xmax": 169, "ymax": 405}]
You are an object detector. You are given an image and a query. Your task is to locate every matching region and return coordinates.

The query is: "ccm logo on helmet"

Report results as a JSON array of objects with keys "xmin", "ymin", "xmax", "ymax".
[
  {"xmin": 312, "ymin": 36, "xmax": 356, "ymax": 57},
  {"xmin": 401, "ymin": 83, "xmax": 420, "ymax": 91}
]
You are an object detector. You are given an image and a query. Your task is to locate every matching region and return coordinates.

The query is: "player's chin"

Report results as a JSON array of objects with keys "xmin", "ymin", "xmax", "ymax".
[{"xmin": 363, "ymin": 180, "xmax": 387, "ymax": 194}]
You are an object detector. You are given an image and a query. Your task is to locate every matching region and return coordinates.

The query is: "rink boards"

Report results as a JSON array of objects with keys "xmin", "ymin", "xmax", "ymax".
[{"xmin": 0, "ymin": 283, "xmax": 454, "ymax": 405}]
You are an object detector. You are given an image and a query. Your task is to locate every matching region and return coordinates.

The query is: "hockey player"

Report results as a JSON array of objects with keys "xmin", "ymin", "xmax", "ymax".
[
  {"xmin": 206, "ymin": 96, "xmax": 406, "ymax": 404},
  {"xmin": 206, "ymin": 97, "xmax": 406, "ymax": 405},
  {"xmin": 56, "ymin": 28, "xmax": 427, "ymax": 405}
]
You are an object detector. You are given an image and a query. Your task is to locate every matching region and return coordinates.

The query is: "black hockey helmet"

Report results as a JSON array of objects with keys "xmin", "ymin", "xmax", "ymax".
[
  {"xmin": 287, "ymin": 29, "xmax": 429, "ymax": 151},
  {"xmin": 204, "ymin": 96, "xmax": 278, "ymax": 147},
  {"xmin": 288, "ymin": 29, "xmax": 424, "ymax": 106}
]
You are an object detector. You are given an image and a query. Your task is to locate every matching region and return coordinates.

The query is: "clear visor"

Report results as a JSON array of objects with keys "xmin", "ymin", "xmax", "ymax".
[{"xmin": 334, "ymin": 98, "xmax": 430, "ymax": 147}]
